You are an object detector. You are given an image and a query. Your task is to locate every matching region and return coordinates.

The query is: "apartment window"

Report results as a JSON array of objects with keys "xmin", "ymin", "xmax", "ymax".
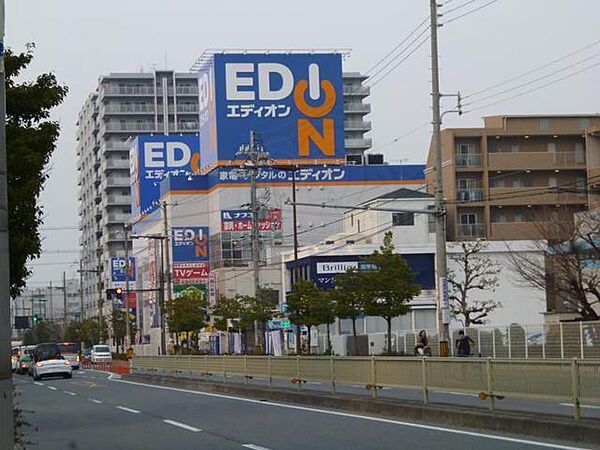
[
  {"xmin": 490, "ymin": 178, "xmax": 505, "ymax": 188},
  {"xmin": 513, "ymin": 212, "xmax": 524, "ymax": 223},
  {"xmin": 458, "ymin": 179, "xmax": 477, "ymax": 189},
  {"xmin": 580, "ymin": 118, "xmax": 590, "ymax": 129},
  {"xmin": 460, "ymin": 213, "xmax": 477, "ymax": 224},
  {"xmin": 548, "ymin": 177, "xmax": 558, "ymax": 188},
  {"xmin": 350, "ymin": 214, "xmax": 354, "ymax": 227},
  {"xmin": 575, "ymin": 142, "xmax": 585, "ymax": 163},
  {"xmin": 511, "ymin": 144, "xmax": 520, "ymax": 153},
  {"xmin": 547, "ymin": 142, "xmax": 556, "ymax": 153},
  {"xmin": 427, "ymin": 205, "xmax": 436, "ymax": 233},
  {"xmin": 512, "ymin": 179, "xmax": 524, "ymax": 188},
  {"xmin": 457, "ymin": 143, "xmax": 475, "ymax": 155},
  {"xmin": 495, "ymin": 212, "xmax": 507, "ymax": 223},
  {"xmin": 393, "ymin": 212, "xmax": 415, "ymax": 226},
  {"xmin": 540, "ymin": 119, "xmax": 550, "ymax": 130}
]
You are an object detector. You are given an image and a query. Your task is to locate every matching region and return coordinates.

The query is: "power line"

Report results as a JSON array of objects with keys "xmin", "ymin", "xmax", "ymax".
[
  {"xmin": 367, "ymin": 121, "xmax": 431, "ymax": 154},
  {"xmin": 464, "ymin": 38, "xmax": 600, "ymax": 100},
  {"xmin": 441, "ymin": 0, "xmax": 499, "ymax": 25},
  {"xmin": 441, "ymin": 0, "xmax": 479, "ymax": 15},
  {"xmin": 463, "ymin": 50, "xmax": 600, "ymax": 107},
  {"xmin": 369, "ymin": 34, "xmax": 431, "ymax": 88},
  {"xmin": 464, "ymin": 59, "xmax": 600, "ymax": 114}
]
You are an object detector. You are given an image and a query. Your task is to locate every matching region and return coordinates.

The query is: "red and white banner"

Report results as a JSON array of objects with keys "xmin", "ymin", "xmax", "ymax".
[{"xmin": 173, "ymin": 262, "xmax": 210, "ymax": 286}]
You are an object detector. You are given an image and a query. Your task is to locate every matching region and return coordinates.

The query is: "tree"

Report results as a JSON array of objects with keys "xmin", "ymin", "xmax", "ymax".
[
  {"xmin": 334, "ymin": 268, "xmax": 367, "ymax": 337},
  {"xmin": 509, "ymin": 207, "xmax": 600, "ymax": 321},
  {"xmin": 363, "ymin": 232, "xmax": 421, "ymax": 354},
  {"xmin": 317, "ymin": 290, "xmax": 337, "ymax": 354},
  {"xmin": 448, "ymin": 240, "xmax": 501, "ymax": 327},
  {"xmin": 5, "ymin": 45, "xmax": 68, "ymax": 297},
  {"xmin": 287, "ymin": 280, "xmax": 323, "ymax": 354},
  {"xmin": 164, "ymin": 290, "xmax": 207, "ymax": 352},
  {"xmin": 64, "ymin": 318, "xmax": 106, "ymax": 348},
  {"xmin": 22, "ymin": 321, "xmax": 62, "ymax": 345},
  {"xmin": 111, "ymin": 310, "xmax": 135, "ymax": 354},
  {"xmin": 213, "ymin": 295, "xmax": 245, "ymax": 333}
]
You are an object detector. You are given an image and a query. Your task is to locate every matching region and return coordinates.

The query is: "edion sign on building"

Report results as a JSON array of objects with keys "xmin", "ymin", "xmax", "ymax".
[
  {"xmin": 198, "ymin": 53, "xmax": 345, "ymax": 170},
  {"xmin": 171, "ymin": 227, "xmax": 210, "ymax": 263},
  {"xmin": 130, "ymin": 135, "xmax": 201, "ymax": 218}
]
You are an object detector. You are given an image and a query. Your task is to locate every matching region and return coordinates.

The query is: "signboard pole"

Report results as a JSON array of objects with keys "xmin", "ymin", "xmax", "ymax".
[{"xmin": 124, "ymin": 224, "xmax": 131, "ymax": 351}]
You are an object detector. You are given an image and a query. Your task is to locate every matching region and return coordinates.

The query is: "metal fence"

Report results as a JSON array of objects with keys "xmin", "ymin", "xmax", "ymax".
[
  {"xmin": 316, "ymin": 320, "xmax": 600, "ymax": 358},
  {"xmin": 132, "ymin": 355, "xmax": 600, "ymax": 419}
]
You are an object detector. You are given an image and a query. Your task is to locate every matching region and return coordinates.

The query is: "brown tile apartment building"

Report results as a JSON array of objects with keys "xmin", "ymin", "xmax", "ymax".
[{"xmin": 426, "ymin": 115, "xmax": 600, "ymax": 241}]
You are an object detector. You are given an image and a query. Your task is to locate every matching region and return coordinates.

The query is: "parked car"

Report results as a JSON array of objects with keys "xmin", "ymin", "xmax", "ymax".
[
  {"xmin": 17, "ymin": 354, "xmax": 32, "ymax": 375},
  {"xmin": 31, "ymin": 343, "xmax": 72, "ymax": 380},
  {"xmin": 91, "ymin": 345, "xmax": 112, "ymax": 364},
  {"xmin": 81, "ymin": 348, "xmax": 92, "ymax": 363}
]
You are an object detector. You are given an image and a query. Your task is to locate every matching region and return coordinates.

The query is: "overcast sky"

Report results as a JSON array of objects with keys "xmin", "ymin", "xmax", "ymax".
[{"xmin": 7, "ymin": 0, "xmax": 600, "ymax": 287}]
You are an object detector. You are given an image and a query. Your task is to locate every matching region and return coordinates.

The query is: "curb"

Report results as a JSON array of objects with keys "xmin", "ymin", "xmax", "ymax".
[{"xmin": 125, "ymin": 373, "xmax": 600, "ymax": 448}]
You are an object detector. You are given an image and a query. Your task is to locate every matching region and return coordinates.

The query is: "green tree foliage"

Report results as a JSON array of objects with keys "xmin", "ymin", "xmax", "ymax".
[
  {"xmin": 5, "ymin": 45, "xmax": 68, "ymax": 297},
  {"xmin": 363, "ymin": 232, "xmax": 421, "ymax": 354},
  {"xmin": 165, "ymin": 290, "xmax": 207, "ymax": 350},
  {"xmin": 111, "ymin": 310, "xmax": 135, "ymax": 353},
  {"xmin": 22, "ymin": 321, "xmax": 62, "ymax": 345},
  {"xmin": 317, "ymin": 290, "xmax": 337, "ymax": 354},
  {"xmin": 334, "ymin": 268, "xmax": 367, "ymax": 337},
  {"xmin": 63, "ymin": 318, "xmax": 107, "ymax": 348},
  {"xmin": 213, "ymin": 295, "xmax": 245, "ymax": 332},
  {"xmin": 287, "ymin": 280, "xmax": 324, "ymax": 354}
]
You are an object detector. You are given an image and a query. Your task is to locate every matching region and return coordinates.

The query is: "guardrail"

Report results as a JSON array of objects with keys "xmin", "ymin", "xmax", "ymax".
[{"xmin": 132, "ymin": 355, "xmax": 600, "ymax": 419}]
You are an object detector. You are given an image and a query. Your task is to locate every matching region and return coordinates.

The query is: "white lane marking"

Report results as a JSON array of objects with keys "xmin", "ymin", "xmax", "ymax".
[
  {"xmin": 64, "ymin": 391, "xmax": 76, "ymax": 396},
  {"xmin": 89, "ymin": 398, "xmax": 103, "ymax": 404},
  {"xmin": 242, "ymin": 445, "xmax": 272, "ymax": 450},
  {"xmin": 109, "ymin": 376, "xmax": 587, "ymax": 450},
  {"xmin": 559, "ymin": 403, "xmax": 600, "ymax": 410},
  {"xmin": 439, "ymin": 391, "xmax": 477, "ymax": 397},
  {"xmin": 305, "ymin": 381, "xmax": 322, "ymax": 385},
  {"xmin": 162, "ymin": 419, "xmax": 201, "ymax": 432},
  {"xmin": 116, "ymin": 406, "xmax": 141, "ymax": 414},
  {"xmin": 47, "ymin": 386, "xmax": 58, "ymax": 391},
  {"xmin": 33, "ymin": 382, "xmax": 44, "ymax": 386}
]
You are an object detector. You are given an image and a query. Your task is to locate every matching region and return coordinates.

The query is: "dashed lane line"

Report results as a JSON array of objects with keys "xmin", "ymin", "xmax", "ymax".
[
  {"xmin": 116, "ymin": 406, "xmax": 141, "ymax": 414},
  {"xmin": 47, "ymin": 386, "xmax": 58, "ymax": 391},
  {"xmin": 33, "ymin": 382, "xmax": 44, "ymax": 386},
  {"xmin": 89, "ymin": 398, "xmax": 103, "ymax": 404},
  {"xmin": 242, "ymin": 445, "xmax": 273, "ymax": 450},
  {"xmin": 64, "ymin": 391, "xmax": 76, "ymax": 396},
  {"xmin": 162, "ymin": 419, "xmax": 201, "ymax": 432}
]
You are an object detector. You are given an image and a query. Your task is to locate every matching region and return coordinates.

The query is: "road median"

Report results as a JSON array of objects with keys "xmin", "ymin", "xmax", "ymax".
[{"xmin": 124, "ymin": 372, "xmax": 600, "ymax": 448}]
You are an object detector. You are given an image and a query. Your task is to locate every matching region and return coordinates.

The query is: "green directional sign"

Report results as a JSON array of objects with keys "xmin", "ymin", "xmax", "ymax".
[{"xmin": 281, "ymin": 319, "xmax": 291, "ymax": 329}]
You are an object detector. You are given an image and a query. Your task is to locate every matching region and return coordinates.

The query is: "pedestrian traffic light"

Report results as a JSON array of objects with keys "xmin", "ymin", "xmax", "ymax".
[{"xmin": 32, "ymin": 314, "xmax": 38, "ymax": 325}]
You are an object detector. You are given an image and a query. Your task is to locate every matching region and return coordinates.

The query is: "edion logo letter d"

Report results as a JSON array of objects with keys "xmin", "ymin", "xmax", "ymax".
[{"xmin": 225, "ymin": 62, "xmax": 337, "ymax": 157}]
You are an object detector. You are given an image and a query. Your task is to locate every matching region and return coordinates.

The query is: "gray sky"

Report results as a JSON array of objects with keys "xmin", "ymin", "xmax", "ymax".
[{"xmin": 7, "ymin": 0, "xmax": 600, "ymax": 286}]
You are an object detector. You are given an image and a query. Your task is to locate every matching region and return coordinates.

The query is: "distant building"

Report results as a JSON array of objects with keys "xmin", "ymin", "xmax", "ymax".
[
  {"xmin": 425, "ymin": 114, "xmax": 600, "ymax": 241},
  {"xmin": 11, "ymin": 278, "xmax": 80, "ymax": 333}
]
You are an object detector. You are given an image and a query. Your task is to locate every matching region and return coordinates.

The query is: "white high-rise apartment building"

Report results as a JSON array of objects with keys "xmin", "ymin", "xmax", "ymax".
[{"xmin": 77, "ymin": 69, "xmax": 372, "ymax": 319}]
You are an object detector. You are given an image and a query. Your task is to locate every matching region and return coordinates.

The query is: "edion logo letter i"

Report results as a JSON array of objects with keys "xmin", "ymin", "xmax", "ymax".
[{"xmin": 225, "ymin": 62, "xmax": 337, "ymax": 157}]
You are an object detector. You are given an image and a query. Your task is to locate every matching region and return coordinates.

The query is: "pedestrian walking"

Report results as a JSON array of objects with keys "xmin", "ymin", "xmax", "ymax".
[{"xmin": 456, "ymin": 330, "xmax": 475, "ymax": 356}]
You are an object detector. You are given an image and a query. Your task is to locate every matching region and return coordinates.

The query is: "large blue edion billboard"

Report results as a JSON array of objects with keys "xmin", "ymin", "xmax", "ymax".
[
  {"xmin": 171, "ymin": 226, "xmax": 210, "ymax": 263},
  {"xmin": 130, "ymin": 135, "xmax": 201, "ymax": 218},
  {"xmin": 198, "ymin": 53, "xmax": 345, "ymax": 171}
]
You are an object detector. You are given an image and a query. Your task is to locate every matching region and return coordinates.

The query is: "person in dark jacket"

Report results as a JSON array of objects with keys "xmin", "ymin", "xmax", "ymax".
[
  {"xmin": 456, "ymin": 330, "xmax": 475, "ymax": 356},
  {"xmin": 415, "ymin": 330, "xmax": 432, "ymax": 356}
]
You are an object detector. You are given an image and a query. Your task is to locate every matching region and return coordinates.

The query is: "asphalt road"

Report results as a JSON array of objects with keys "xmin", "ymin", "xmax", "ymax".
[{"xmin": 13, "ymin": 370, "xmax": 591, "ymax": 450}]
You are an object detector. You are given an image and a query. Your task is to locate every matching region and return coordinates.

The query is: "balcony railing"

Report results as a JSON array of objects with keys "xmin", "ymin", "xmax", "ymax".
[
  {"xmin": 489, "ymin": 187, "xmax": 587, "ymax": 206},
  {"xmin": 343, "ymin": 103, "xmax": 371, "ymax": 113},
  {"xmin": 104, "ymin": 104, "xmax": 155, "ymax": 114},
  {"xmin": 343, "ymin": 85, "xmax": 370, "ymax": 95},
  {"xmin": 105, "ymin": 122, "xmax": 157, "ymax": 132},
  {"xmin": 345, "ymin": 138, "xmax": 373, "ymax": 149},
  {"xmin": 344, "ymin": 120, "xmax": 372, "ymax": 130},
  {"xmin": 103, "ymin": 86, "xmax": 155, "ymax": 96},
  {"xmin": 490, "ymin": 222, "xmax": 546, "ymax": 240},
  {"xmin": 456, "ymin": 189, "xmax": 484, "ymax": 201},
  {"xmin": 456, "ymin": 223, "xmax": 485, "ymax": 238},
  {"xmin": 104, "ymin": 141, "xmax": 132, "ymax": 151},
  {"xmin": 455, "ymin": 154, "xmax": 482, "ymax": 168},
  {"xmin": 106, "ymin": 194, "xmax": 131, "ymax": 205},
  {"xmin": 488, "ymin": 151, "xmax": 586, "ymax": 171},
  {"xmin": 175, "ymin": 86, "xmax": 199, "ymax": 95},
  {"xmin": 104, "ymin": 177, "xmax": 130, "ymax": 188}
]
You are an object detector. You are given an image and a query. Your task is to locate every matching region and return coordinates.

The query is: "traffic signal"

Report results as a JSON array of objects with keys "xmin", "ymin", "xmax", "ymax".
[
  {"xmin": 115, "ymin": 287, "xmax": 123, "ymax": 296},
  {"xmin": 32, "ymin": 314, "xmax": 39, "ymax": 325}
]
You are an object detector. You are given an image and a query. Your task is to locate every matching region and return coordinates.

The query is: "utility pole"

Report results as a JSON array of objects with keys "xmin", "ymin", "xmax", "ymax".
[
  {"xmin": 158, "ymin": 237, "xmax": 167, "ymax": 355},
  {"xmin": 49, "ymin": 281, "xmax": 53, "ymax": 321},
  {"xmin": 124, "ymin": 224, "xmax": 131, "ymax": 351},
  {"xmin": 78, "ymin": 260, "xmax": 84, "ymax": 321},
  {"xmin": 241, "ymin": 130, "xmax": 269, "ymax": 353},
  {"xmin": 62, "ymin": 271, "xmax": 68, "ymax": 323},
  {"xmin": 430, "ymin": 0, "xmax": 450, "ymax": 356},
  {"xmin": 0, "ymin": 1, "xmax": 15, "ymax": 445}
]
